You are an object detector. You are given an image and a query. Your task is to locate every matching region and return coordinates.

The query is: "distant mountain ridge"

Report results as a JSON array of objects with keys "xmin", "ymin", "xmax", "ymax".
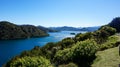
[
  {"xmin": 79, "ymin": 26, "xmax": 101, "ymax": 32},
  {"xmin": 0, "ymin": 21, "xmax": 49, "ymax": 40},
  {"xmin": 37, "ymin": 26, "xmax": 58, "ymax": 32},
  {"xmin": 49, "ymin": 26, "xmax": 80, "ymax": 31},
  {"xmin": 49, "ymin": 26, "xmax": 100, "ymax": 32}
]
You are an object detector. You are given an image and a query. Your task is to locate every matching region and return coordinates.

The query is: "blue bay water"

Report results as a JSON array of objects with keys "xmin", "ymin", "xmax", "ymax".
[{"xmin": 0, "ymin": 31, "xmax": 85, "ymax": 66}]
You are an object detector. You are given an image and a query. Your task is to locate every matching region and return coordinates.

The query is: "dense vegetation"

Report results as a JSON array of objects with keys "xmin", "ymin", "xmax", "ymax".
[
  {"xmin": 0, "ymin": 21, "xmax": 48, "ymax": 40},
  {"xmin": 5, "ymin": 56, "xmax": 53, "ymax": 67},
  {"xmin": 3, "ymin": 17, "xmax": 120, "ymax": 67},
  {"xmin": 109, "ymin": 17, "xmax": 120, "ymax": 32}
]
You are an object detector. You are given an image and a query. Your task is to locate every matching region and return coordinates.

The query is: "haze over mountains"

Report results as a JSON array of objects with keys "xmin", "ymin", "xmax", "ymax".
[
  {"xmin": 0, "ymin": 21, "xmax": 101, "ymax": 40},
  {"xmin": 37, "ymin": 26, "xmax": 58, "ymax": 32},
  {"xmin": 49, "ymin": 26, "xmax": 100, "ymax": 32}
]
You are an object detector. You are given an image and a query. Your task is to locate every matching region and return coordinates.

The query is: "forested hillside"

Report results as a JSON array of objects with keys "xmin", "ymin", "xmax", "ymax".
[
  {"xmin": 109, "ymin": 17, "xmax": 120, "ymax": 32},
  {"xmin": 3, "ymin": 17, "xmax": 120, "ymax": 67},
  {"xmin": 0, "ymin": 21, "xmax": 49, "ymax": 40}
]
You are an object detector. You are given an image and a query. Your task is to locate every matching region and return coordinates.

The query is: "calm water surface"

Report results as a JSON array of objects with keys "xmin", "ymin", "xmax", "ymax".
[{"xmin": 0, "ymin": 31, "xmax": 85, "ymax": 66}]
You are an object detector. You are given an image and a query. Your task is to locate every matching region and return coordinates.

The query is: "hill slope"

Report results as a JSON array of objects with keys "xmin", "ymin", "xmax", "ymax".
[
  {"xmin": 37, "ymin": 26, "xmax": 58, "ymax": 32},
  {"xmin": 109, "ymin": 17, "xmax": 120, "ymax": 32},
  {"xmin": 0, "ymin": 21, "xmax": 48, "ymax": 40},
  {"xmin": 92, "ymin": 47, "xmax": 120, "ymax": 67}
]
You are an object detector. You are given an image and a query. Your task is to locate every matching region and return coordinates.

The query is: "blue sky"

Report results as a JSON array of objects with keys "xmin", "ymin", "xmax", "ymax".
[{"xmin": 0, "ymin": 0, "xmax": 120, "ymax": 27}]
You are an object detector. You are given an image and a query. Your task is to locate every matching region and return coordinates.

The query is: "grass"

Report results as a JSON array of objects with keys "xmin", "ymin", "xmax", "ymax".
[
  {"xmin": 91, "ymin": 47, "xmax": 120, "ymax": 67},
  {"xmin": 115, "ymin": 33, "xmax": 120, "ymax": 41}
]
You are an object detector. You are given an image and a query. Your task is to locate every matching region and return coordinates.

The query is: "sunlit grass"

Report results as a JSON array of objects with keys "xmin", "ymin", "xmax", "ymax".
[{"xmin": 92, "ymin": 47, "xmax": 120, "ymax": 67}]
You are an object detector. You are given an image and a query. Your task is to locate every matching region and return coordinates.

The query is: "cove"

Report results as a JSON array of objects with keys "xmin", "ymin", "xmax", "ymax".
[{"xmin": 0, "ymin": 31, "xmax": 85, "ymax": 66}]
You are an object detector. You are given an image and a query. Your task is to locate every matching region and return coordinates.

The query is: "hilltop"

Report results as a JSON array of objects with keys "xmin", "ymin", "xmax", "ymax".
[{"xmin": 109, "ymin": 17, "xmax": 120, "ymax": 32}]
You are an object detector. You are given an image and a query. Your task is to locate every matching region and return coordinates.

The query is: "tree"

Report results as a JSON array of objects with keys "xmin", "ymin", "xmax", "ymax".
[
  {"xmin": 93, "ymin": 25, "xmax": 116, "ymax": 44},
  {"xmin": 109, "ymin": 17, "xmax": 120, "ymax": 32}
]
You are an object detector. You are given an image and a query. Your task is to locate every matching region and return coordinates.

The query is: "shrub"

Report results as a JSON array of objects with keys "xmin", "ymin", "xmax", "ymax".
[
  {"xmin": 93, "ymin": 30, "xmax": 109, "ymax": 44},
  {"xmin": 93, "ymin": 25, "xmax": 116, "ymax": 44},
  {"xmin": 54, "ymin": 39, "xmax": 98, "ymax": 66},
  {"xmin": 61, "ymin": 37, "xmax": 75, "ymax": 49},
  {"xmin": 58, "ymin": 63, "xmax": 78, "ymax": 67},
  {"xmin": 19, "ymin": 46, "xmax": 43, "ymax": 57},
  {"xmin": 74, "ymin": 32, "xmax": 93, "ymax": 42},
  {"xmin": 71, "ymin": 39, "xmax": 98, "ymax": 66},
  {"xmin": 98, "ymin": 25, "xmax": 116, "ymax": 35},
  {"xmin": 53, "ymin": 48, "xmax": 72, "ymax": 64},
  {"xmin": 99, "ymin": 35, "xmax": 119, "ymax": 50},
  {"xmin": 5, "ymin": 56, "xmax": 52, "ymax": 67},
  {"xmin": 41, "ymin": 42, "xmax": 59, "ymax": 59}
]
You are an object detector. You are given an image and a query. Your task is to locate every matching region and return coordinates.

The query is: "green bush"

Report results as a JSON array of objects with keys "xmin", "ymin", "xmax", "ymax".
[
  {"xmin": 54, "ymin": 39, "xmax": 98, "ymax": 66},
  {"xmin": 41, "ymin": 42, "xmax": 60, "ymax": 60},
  {"xmin": 93, "ymin": 26, "xmax": 116, "ymax": 44},
  {"xmin": 53, "ymin": 48, "xmax": 72, "ymax": 64},
  {"xmin": 6, "ymin": 56, "xmax": 52, "ymax": 67},
  {"xmin": 58, "ymin": 63, "xmax": 78, "ymax": 67},
  {"xmin": 99, "ymin": 35, "xmax": 119, "ymax": 50},
  {"xmin": 93, "ymin": 30, "xmax": 109, "ymax": 44},
  {"xmin": 98, "ymin": 25, "xmax": 116, "ymax": 35},
  {"xmin": 71, "ymin": 39, "xmax": 98, "ymax": 66},
  {"xmin": 74, "ymin": 32, "xmax": 93, "ymax": 42},
  {"xmin": 61, "ymin": 37, "xmax": 75, "ymax": 49},
  {"xmin": 19, "ymin": 46, "xmax": 43, "ymax": 57}
]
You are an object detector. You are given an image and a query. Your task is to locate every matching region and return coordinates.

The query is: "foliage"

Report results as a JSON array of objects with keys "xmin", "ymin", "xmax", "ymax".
[
  {"xmin": 71, "ymin": 39, "xmax": 98, "ymax": 66},
  {"xmin": 98, "ymin": 25, "xmax": 116, "ymax": 36},
  {"xmin": 54, "ymin": 39, "xmax": 98, "ymax": 66},
  {"xmin": 19, "ymin": 46, "xmax": 43, "ymax": 57},
  {"xmin": 109, "ymin": 17, "xmax": 120, "ymax": 32},
  {"xmin": 53, "ymin": 48, "xmax": 72, "ymax": 64},
  {"xmin": 61, "ymin": 37, "xmax": 75, "ymax": 49},
  {"xmin": 0, "ymin": 21, "xmax": 48, "ymax": 40},
  {"xmin": 4, "ymin": 18, "xmax": 120, "ymax": 67},
  {"xmin": 74, "ymin": 32, "xmax": 93, "ymax": 42},
  {"xmin": 41, "ymin": 42, "xmax": 57, "ymax": 59},
  {"xmin": 4, "ymin": 56, "xmax": 53, "ymax": 67},
  {"xmin": 74, "ymin": 26, "xmax": 116, "ymax": 44},
  {"xmin": 99, "ymin": 35, "xmax": 120, "ymax": 50},
  {"xmin": 21, "ymin": 25, "xmax": 48, "ymax": 37},
  {"xmin": 58, "ymin": 63, "xmax": 78, "ymax": 67},
  {"xmin": 93, "ymin": 25, "xmax": 116, "ymax": 44}
]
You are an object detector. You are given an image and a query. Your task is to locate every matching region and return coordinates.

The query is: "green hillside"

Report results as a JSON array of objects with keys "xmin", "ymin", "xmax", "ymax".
[
  {"xmin": 0, "ymin": 21, "xmax": 48, "ymax": 40},
  {"xmin": 3, "ymin": 17, "xmax": 120, "ymax": 67},
  {"xmin": 92, "ymin": 47, "xmax": 120, "ymax": 67}
]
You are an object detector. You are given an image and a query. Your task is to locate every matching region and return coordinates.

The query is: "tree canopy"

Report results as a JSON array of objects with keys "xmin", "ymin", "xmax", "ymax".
[{"xmin": 0, "ymin": 21, "xmax": 48, "ymax": 40}]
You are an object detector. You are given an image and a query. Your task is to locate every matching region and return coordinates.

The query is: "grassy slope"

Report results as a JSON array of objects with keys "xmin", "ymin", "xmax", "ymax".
[
  {"xmin": 116, "ymin": 33, "xmax": 120, "ymax": 41},
  {"xmin": 92, "ymin": 33, "xmax": 120, "ymax": 67},
  {"xmin": 91, "ymin": 47, "xmax": 120, "ymax": 67}
]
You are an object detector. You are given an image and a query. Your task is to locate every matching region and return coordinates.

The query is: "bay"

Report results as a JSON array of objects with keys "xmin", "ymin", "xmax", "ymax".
[{"xmin": 0, "ymin": 31, "xmax": 85, "ymax": 66}]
